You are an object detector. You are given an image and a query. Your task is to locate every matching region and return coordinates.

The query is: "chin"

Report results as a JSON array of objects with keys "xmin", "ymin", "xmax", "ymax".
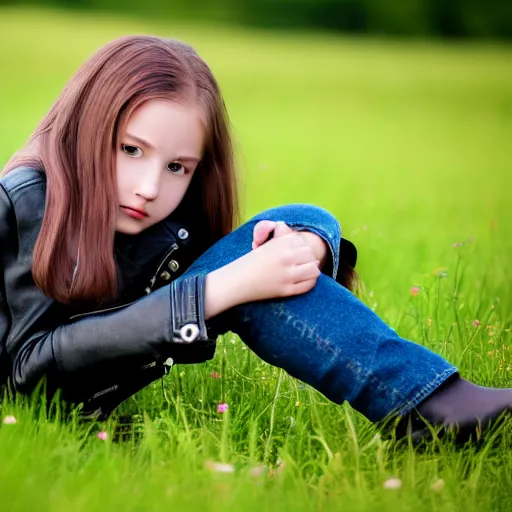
[{"xmin": 115, "ymin": 219, "xmax": 148, "ymax": 235}]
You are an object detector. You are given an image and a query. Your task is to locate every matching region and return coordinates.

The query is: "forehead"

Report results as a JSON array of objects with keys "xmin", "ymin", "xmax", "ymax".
[{"xmin": 123, "ymin": 98, "xmax": 206, "ymax": 152}]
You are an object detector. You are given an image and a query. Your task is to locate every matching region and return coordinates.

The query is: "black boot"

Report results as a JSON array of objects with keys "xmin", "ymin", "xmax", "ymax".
[{"xmin": 394, "ymin": 374, "xmax": 512, "ymax": 444}]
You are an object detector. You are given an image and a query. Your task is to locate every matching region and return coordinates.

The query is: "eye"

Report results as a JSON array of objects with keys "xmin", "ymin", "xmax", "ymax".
[
  {"xmin": 167, "ymin": 162, "xmax": 186, "ymax": 175},
  {"xmin": 121, "ymin": 144, "xmax": 142, "ymax": 157}
]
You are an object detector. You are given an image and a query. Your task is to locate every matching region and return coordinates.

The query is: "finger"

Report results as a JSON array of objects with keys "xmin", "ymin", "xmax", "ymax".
[
  {"xmin": 290, "ymin": 260, "xmax": 321, "ymax": 283},
  {"xmin": 253, "ymin": 220, "xmax": 275, "ymax": 242},
  {"xmin": 271, "ymin": 230, "xmax": 310, "ymax": 246},
  {"xmin": 273, "ymin": 221, "xmax": 294, "ymax": 238},
  {"xmin": 290, "ymin": 276, "xmax": 320, "ymax": 296},
  {"xmin": 288, "ymin": 244, "xmax": 317, "ymax": 264},
  {"xmin": 252, "ymin": 220, "xmax": 277, "ymax": 249}
]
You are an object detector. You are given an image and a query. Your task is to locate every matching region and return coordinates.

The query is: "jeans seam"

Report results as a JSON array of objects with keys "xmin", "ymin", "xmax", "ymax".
[{"xmin": 393, "ymin": 367, "xmax": 458, "ymax": 417}]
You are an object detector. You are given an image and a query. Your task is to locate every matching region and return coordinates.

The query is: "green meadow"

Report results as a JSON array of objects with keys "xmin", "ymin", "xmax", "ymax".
[{"xmin": 1, "ymin": 6, "xmax": 512, "ymax": 511}]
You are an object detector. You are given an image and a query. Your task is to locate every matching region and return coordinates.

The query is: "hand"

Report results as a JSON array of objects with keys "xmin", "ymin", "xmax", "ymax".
[
  {"xmin": 205, "ymin": 225, "xmax": 323, "ymax": 316},
  {"xmin": 252, "ymin": 220, "xmax": 292, "ymax": 250},
  {"xmin": 252, "ymin": 220, "xmax": 328, "ymax": 268},
  {"xmin": 227, "ymin": 231, "xmax": 321, "ymax": 303}
]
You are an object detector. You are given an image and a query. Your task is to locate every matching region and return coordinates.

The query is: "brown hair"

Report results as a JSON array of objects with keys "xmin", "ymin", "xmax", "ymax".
[
  {"xmin": 337, "ymin": 262, "xmax": 359, "ymax": 294},
  {"xmin": 3, "ymin": 36, "xmax": 239, "ymax": 305}
]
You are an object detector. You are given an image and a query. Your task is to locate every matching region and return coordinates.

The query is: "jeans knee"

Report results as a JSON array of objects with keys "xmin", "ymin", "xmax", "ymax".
[{"xmin": 249, "ymin": 203, "xmax": 340, "ymax": 235}]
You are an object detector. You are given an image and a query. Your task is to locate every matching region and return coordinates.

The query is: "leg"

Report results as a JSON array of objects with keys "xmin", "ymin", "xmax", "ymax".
[{"xmin": 180, "ymin": 204, "xmax": 457, "ymax": 422}]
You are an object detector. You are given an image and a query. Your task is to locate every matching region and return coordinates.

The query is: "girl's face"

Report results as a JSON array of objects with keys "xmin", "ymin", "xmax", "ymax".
[{"xmin": 115, "ymin": 98, "xmax": 205, "ymax": 235}]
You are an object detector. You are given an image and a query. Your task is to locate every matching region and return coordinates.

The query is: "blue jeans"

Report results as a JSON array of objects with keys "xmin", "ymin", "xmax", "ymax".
[{"xmin": 179, "ymin": 204, "xmax": 457, "ymax": 423}]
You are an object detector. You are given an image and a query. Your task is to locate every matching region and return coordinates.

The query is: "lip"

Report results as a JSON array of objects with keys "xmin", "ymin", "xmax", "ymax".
[{"xmin": 120, "ymin": 205, "xmax": 149, "ymax": 219}]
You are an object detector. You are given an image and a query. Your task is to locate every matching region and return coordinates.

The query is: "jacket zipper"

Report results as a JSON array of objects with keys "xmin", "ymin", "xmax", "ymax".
[{"xmin": 145, "ymin": 243, "xmax": 179, "ymax": 294}]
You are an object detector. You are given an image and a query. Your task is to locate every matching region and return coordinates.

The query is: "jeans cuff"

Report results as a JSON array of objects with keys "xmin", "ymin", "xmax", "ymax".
[{"xmin": 394, "ymin": 366, "xmax": 459, "ymax": 417}]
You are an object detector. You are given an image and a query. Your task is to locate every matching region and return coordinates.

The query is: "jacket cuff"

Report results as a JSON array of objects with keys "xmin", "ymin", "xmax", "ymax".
[{"xmin": 169, "ymin": 274, "xmax": 209, "ymax": 343}]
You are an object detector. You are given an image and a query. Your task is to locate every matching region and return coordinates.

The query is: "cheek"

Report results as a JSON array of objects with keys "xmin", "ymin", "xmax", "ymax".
[
  {"xmin": 115, "ymin": 153, "xmax": 125, "ymax": 186},
  {"xmin": 116, "ymin": 155, "xmax": 136, "ymax": 189},
  {"xmin": 160, "ymin": 176, "xmax": 193, "ymax": 210}
]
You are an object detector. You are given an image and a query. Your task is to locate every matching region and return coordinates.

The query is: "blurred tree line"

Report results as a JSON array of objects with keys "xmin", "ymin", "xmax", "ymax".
[{"xmin": 2, "ymin": 0, "xmax": 511, "ymax": 38}]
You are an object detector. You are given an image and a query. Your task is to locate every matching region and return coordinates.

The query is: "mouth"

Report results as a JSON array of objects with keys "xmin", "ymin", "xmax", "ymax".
[{"xmin": 120, "ymin": 205, "xmax": 149, "ymax": 219}]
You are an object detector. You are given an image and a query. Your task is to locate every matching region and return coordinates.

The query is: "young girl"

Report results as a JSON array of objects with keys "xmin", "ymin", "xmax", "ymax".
[{"xmin": 1, "ymin": 35, "xmax": 510, "ymax": 443}]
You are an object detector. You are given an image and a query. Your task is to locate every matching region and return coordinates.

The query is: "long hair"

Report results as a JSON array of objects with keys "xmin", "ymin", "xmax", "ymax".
[{"xmin": 3, "ymin": 36, "xmax": 239, "ymax": 305}]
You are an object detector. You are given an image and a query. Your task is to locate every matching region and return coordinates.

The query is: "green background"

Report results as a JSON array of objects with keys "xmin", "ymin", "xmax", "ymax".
[
  {"xmin": 1, "ymin": 0, "xmax": 511, "ymax": 38},
  {"xmin": 1, "ymin": 6, "xmax": 512, "ymax": 511}
]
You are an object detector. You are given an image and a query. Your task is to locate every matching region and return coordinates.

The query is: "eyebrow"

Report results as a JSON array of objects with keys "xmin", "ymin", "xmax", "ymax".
[
  {"xmin": 125, "ymin": 133, "xmax": 201, "ymax": 163},
  {"xmin": 126, "ymin": 133, "xmax": 155, "ymax": 150}
]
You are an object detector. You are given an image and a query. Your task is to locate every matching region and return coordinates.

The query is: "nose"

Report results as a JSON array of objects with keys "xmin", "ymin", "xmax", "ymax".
[{"xmin": 135, "ymin": 165, "xmax": 160, "ymax": 201}]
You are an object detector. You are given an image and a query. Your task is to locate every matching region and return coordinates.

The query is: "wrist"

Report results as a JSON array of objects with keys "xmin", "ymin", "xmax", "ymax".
[
  {"xmin": 204, "ymin": 261, "xmax": 252, "ymax": 319},
  {"xmin": 221, "ymin": 257, "xmax": 255, "ymax": 304}
]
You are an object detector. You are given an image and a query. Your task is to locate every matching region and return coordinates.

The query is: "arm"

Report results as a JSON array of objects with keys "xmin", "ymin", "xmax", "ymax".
[
  {"xmin": 0, "ymin": 184, "xmax": 240, "ymax": 403},
  {"xmin": 1, "ymin": 179, "xmax": 321, "ymax": 405}
]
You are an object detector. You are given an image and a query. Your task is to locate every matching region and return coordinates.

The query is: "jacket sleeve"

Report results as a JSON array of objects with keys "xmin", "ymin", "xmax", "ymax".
[
  {"xmin": 0, "ymin": 183, "xmax": 214, "ymax": 405},
  {"xmin": 0, "ymin": 258, "xmax": 11, "ymax": 388}
]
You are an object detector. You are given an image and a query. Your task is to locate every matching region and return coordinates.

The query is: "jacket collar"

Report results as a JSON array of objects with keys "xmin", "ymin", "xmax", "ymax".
[{"xmin": 114, "ymin": 214, "xmax": 196, "ymax": 300}]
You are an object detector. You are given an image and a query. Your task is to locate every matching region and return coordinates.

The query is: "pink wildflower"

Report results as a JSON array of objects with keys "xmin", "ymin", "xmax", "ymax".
[
  {"xmin": 210, "ymin": 371, "xmax": 221, "ymax": 379},
  {"xmin": 384, "ymin": 477, "xmax": 402, "ymax": 490},
  {"xmin": 2, "ymin": 415, "xmax": 17, "ymax": 425},
  {"xmin": 205, "ymin": 460, "xmax": 235, "ymax": 473},
  {"xmin": 217, "ymin": 403, "xmax": 229, "ymax": 413},
  {"xmin": 97, "ymin": 431, "xmax": 108, "ymax": 441},
  {"xmin": 473, "ymin": 320, "xmax": 481, "ymax": 328},
  {"xmin": 453, "ymin": 242, "xmax": 463, "ymax": 248},
  {"xmin": 410, "ymin": 286, "xmax": 420, "ymax": 297}
]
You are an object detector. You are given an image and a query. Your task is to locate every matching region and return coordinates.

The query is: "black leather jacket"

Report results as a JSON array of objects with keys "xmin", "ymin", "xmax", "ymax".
[{"xmin": 0, "ymin": 167, "xmax": 218, "ymax": 419}]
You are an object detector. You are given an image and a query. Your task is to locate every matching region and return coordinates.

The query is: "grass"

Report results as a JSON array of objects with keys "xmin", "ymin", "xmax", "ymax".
[{"xmin": 1, "ymin": 6, "xmax": 512, "ymax": 511}]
